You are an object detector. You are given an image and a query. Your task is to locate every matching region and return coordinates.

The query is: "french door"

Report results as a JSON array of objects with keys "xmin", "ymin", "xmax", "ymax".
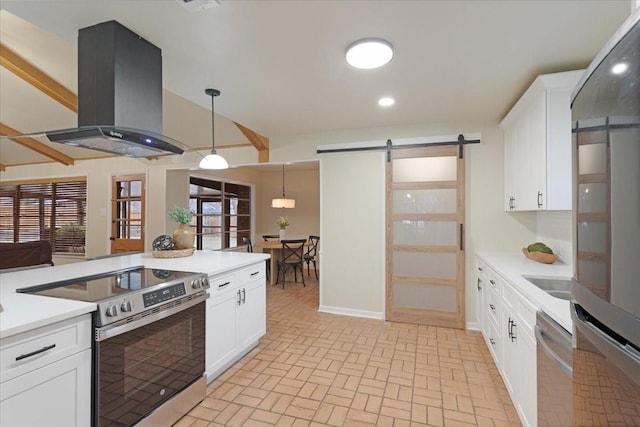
[
  {"xmin": 385, "ymin": 145, "xmax": 465, "ymax": 328},
  {"xmin": 110, "ymin": 174, "xmax": 145, "ymax": 254}
]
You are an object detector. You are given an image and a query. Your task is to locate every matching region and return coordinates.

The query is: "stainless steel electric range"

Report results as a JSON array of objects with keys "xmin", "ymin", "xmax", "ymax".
[{"xmin": 19, "ymin": 266, "xmax": 210, "ymax": 427}]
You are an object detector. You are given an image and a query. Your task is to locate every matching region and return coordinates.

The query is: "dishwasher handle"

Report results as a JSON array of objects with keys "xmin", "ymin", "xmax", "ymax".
[{"xmin": 535, "ymin": 324, "xmax": 572, "ymax": 375}]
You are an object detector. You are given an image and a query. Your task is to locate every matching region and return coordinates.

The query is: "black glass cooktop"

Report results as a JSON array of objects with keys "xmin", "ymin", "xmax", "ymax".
[{"xmin": 17, "ymin": 266, "xmax": 197, "ymax": 303}]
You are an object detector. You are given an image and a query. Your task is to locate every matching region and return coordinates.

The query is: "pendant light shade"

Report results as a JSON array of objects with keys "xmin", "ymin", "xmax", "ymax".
[
  {"xmin": 271, "ymin": 164, "xmax": 295, "ymax": 208},
  {"xmin": 199, "ymin": 88, "xmax": 229, "ymax": 170}
]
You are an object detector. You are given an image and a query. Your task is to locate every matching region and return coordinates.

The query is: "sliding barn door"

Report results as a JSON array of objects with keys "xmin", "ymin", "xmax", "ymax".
[{"xmin": 386, "ymin": 145, "xmax": 465, "ymax": 328}]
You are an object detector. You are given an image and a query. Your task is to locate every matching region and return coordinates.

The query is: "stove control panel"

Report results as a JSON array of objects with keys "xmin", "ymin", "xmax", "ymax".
[
  {"xmin": 95, "ymin": 273, "xmax": 209, "ymax": 326},
  {"xmin": 143, "ymin": 283, "xmax": 186, "ymax": 307}
]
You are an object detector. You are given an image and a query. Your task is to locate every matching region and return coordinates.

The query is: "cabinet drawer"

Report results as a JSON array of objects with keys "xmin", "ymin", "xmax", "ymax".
[
  {"xmin": 208, "ymin": 273, "xmax": 237, "ymax": 294},
  {"xmin": 517, "ymin": 296, "xmax": 537, "ymax": 337},
  {"xmin": 486, "ymin": 317, "xmax": 501, "ymax": 368},
  {"xmin": 237, "ymin": 263, "xmax": 265, "ymax": 284},
  {"xmin": 486, "ymin": 289, "xmax": 501, "ymax": 327},
  {"xmin": 476, "ymin": 258, "xmax": 488, "ymax": 278},
  {"xmin": 1, "ymin": 314, "xmax": 91, "ymax": 383},
  {"xmin": 486, "ymin": 271, "xmax": 502, "ymax": 296},
  {"xmin": 502, "ymin": 279, "xmax": 517, "ymax": 311}
]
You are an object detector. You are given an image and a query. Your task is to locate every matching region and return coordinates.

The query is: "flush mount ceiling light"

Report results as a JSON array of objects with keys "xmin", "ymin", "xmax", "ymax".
[
  {"xmin": 346, "ymin": 38, "xmax": 393, "ymax": 69},
  {"xmin": 199, "ymin": 88, "xmax": 229, "ymax": 170},
  {"xmin": 378, "ymin": 97, "xmax": 395, "ymax": 107},
  {"xmin": 271, "ymin": 164, "xmax": 296, "ymax": 209}
]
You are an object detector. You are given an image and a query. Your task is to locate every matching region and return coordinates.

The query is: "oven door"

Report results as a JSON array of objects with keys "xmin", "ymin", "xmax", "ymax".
[{"xmin": 94, "ymin": 295, "xmax": 206, "ymax": 426}]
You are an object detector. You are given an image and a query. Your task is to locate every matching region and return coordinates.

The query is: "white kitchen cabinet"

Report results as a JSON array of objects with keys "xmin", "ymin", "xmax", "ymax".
[
  {"xmin": 237, "ymin": 277, "xmax": 266, "ymax": 351},
  {"xmin": 501, "ymin": 70, "xmax": 583, "ymax": 211},
  {"xmin": 0, "ymin": 314, "xmax": 91, "ymax": 427},
  {"xmin": 474, "ymin": 255, "xmax": 539, "ymax": 427},
  {"xmin": 206, "ymin": 261, "xmax": 266, "ymax": 382}
]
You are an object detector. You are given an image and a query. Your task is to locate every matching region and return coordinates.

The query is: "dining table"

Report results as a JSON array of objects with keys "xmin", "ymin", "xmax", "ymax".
[{"xmin": 255, "ymin": 239, "xmax": 310, "ymax": 285}]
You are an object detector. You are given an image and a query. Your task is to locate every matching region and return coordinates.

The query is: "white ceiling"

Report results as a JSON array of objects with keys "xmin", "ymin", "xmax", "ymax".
[{"xmin": 0, "ymin": 0, "xmax": 633, "ymax": 167}]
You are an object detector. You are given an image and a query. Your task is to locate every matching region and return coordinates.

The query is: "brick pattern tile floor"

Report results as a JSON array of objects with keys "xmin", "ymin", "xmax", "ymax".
[{"xmin": 175, "ymin": 275, "xmax": 521, "ymax": 426}]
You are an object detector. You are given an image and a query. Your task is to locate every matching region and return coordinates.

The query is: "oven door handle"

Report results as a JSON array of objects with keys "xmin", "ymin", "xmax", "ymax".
[{"xmin": 95, "ymin": 292, "xmax": 208, "ymax": 341}]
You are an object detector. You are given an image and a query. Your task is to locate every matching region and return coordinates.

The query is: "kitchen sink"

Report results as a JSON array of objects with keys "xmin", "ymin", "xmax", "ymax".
[{"xmin": 522, "ymin": 276, "xmax": 573, "ymax": 300}]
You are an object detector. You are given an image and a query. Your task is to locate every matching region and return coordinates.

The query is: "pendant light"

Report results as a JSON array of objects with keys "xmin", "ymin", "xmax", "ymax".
[
  {"xmin": 199, "ymin": 88, "xmax": 229, "ymax": 169},
  {"xmin": 271, "ymin": 164, "xmax": 295, "ymax": 208}
]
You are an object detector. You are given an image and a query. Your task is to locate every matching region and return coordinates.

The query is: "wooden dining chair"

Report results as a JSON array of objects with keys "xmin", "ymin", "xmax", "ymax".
[
  {"xmin": 276, "ymin": 239, "xmax": 307, "ymax": 288},
  {"xmin": 262, "ymin": 234, "xmax": 280, "ymax": 241},
  {"xmin": 242, "ymin": 237, "xmax": 253, "ymax": 252},
  {"xmin": 304, "ymin": 235, "xmax": 320, "ymax": 279}
]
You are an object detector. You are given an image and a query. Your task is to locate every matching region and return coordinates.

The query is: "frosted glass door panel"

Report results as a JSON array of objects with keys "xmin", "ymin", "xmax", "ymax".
[
  {"xmin": 577, "ymin": 222, "xmax": 607, "ymax": 253},
  {"xmin": 392, "ymin": 283, "xmax": 457, "ymax": 311},
  {"xmin": 578, "ymin": 183, "xmax": 607, "ymax": 213},
  {"xmin": 578, "ymin": 144, "xmax": 607, "ymax": 175},
  {"xmin": 393, "ymin": 252, "xmax": 456, "ymax": 279},
  {"xmin": 393, "ymin": 157, "xmax": 457, "ymax": 182},
  {"xmin": 392, "ymin": 189, "xmax": 456, "ymax": 214},
  {"xmin": 393, "ymin": 221, "xmax": 456, "ymax": 246}
]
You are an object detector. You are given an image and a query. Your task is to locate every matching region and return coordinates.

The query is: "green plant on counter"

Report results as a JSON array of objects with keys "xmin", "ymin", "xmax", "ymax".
[{"xmin": 169, "ymin": 205, "xmax": 193, "ymax": 225}]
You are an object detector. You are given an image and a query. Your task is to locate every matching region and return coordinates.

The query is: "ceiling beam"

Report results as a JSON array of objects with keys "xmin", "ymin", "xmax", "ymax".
[
  {"xmin": 0, "ymin": 43, "xmax": 78, "ymax": 113},
  {"xmin": 233, "ymin": 121, "xmax": 270, "ymax": 163},
  {"xmin": 0, "ymin": 123, "xmax": 74, "ymax": 166}
]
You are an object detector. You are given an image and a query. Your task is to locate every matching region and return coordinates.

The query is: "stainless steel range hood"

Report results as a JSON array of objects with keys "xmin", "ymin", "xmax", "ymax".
[{"xmin": 45, "ymin": 20, "xmax": 184, "ymax": 157}]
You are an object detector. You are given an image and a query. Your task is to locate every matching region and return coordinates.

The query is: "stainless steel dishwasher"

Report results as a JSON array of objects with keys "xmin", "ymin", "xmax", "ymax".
[{"xmin": 535, "ymin": 310, "xmax": 573, "ymax": 427}]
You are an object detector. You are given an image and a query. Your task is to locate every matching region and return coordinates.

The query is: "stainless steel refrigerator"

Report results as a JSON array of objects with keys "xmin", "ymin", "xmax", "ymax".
[{"xmin": 570, "ymin": 9, "xmax": 640, "ymax": 426}]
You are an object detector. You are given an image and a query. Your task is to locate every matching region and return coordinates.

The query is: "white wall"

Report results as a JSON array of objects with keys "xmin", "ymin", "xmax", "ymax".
[
  {"xmin": 319, "ymin": 151, "xmax": 386, "ymax": 318},
  {"xmin": 536, "ymin": 211, "xmax": 573, "ymax": 267}
]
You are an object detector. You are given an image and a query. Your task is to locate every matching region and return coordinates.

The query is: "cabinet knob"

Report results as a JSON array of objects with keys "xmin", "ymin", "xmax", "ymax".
[{"xmin": 489, "ymin": 304, "xmax": 495, "ymax": 311}]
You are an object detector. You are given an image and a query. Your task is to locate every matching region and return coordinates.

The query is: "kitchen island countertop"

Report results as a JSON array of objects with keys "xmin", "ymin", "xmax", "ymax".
[{"xmin": 0, "ymin": 250, "xmax": 269, "ymax": 339}]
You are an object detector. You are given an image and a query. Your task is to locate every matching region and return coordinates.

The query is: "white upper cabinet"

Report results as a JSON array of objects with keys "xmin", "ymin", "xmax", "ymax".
[{"xmin": 501, "ymin": 70, "xmax": 584, "ymax": 211}]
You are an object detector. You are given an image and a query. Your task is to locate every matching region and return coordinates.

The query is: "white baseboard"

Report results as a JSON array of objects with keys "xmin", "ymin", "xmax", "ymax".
[
  {"xmin": 466, "ymin": 321, "xmax": 481, "ymax": 331},
  {"xmin": 318, "ymin": 305, "xmax": 384, "ymax": 320}
]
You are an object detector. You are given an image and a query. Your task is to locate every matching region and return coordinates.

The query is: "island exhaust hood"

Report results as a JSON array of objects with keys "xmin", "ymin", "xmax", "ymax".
[{"xmin": 45, "ymin": 20, "xmax": 184, "ymax": 157}]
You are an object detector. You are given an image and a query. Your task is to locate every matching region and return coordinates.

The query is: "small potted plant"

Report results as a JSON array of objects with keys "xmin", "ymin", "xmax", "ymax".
[
  {"xmin": 276, "ymin": 216, "xmax": 289, "ymax": 240},
  {"xmin": 169, "ymin": 206, "xmax": 194, "ymax": 249}
]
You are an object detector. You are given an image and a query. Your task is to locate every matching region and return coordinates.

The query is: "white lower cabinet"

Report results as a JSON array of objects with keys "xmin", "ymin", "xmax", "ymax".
[
  {"xmin": 0, "ymin": 314, "xmax": 92, "ymax": 427},
  {"xmin": 206, "ymin": 261, "xmax": 266, "ymax": 382},
  {"xmin": 475, "ymin": 256, "xmax": 538, "ymax": 427}
]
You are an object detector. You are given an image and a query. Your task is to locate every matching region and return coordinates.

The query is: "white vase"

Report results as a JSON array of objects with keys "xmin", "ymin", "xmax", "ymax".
[{"xmin": 279, "ymin": 228, "xmax": 286, "ymax": 240}]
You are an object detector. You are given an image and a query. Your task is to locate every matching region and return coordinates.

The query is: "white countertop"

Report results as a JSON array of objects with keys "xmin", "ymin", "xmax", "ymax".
[
  {"xmin": 0, "ymin": 250, "xmax": 269, "ymax": 339},
  {"xmin": 476, "ymin": 251, "xmax": 574, "ymax": 333}
]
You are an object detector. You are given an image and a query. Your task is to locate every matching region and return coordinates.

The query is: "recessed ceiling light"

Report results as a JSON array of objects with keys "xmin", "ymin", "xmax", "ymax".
[
  {"xmin": 346, "ymin": 38, "xmax": 393, "ymax": 69},
  {"xmin": 378, "ymin": 97, "xmax": 395, "ymax": 107},
  {"xmin": 611, "ymin": 62, "xmax": 628, "ymax": 75}
]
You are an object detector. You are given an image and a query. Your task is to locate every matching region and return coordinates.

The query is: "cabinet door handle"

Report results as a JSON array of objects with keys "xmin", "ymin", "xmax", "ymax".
[
  {"xmin": 250, "ymin": 271, "xmax": 259, "ymax": 277},
  {"xmin": 489, "ymin": 338, "xmax": 496, "ymax": 345},
  {"xmin": 15, "ymin": 344, "xmax": 56, "ymax": 361},
  {"xmin": 477, "ymin": 278, "xmax": 482, "ymax": 291},
  {"xmin": 237, "ymin": 290, "xmax": 242, "ymax": 305},
  {"xmin": 509, "ymin": 196, "xmax": 515, "ymax": 210},
  {"xmin": 537, "ymin": 191, "xmax": 543, "ymax": 208},
  {"xmin": 489, "ymin": 304, "xmax": 495, "ymax": 311},
  {"xmin": 218, "ymin": 281, "xmax": 231, "ymax": 288},
  {"xmin": 508, "ymin": 317, "xmax": 517, "ymax": 341},
  {"xmin": 489, "ymin": 280, "xmax": 496, "ymax": 285},
  {"xmin": 242, "ymin": 288, "xmax": 246, "ymax": 304},
  {"xmin": 478, "ymin": 267, "xmax": 483, "ymax": 272}
]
